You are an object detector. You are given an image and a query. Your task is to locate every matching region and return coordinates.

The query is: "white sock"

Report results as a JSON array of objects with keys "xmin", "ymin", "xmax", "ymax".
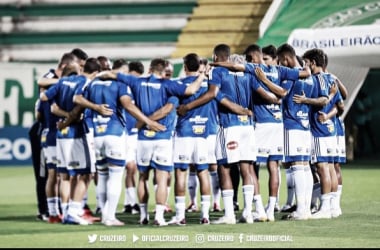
[
  {"xmin": 330, "ymin": 191, "xmax": 339, "ymax": 212},
  {"xmin": 337, "ymin": 185, "xmax": 342, "ymax": 209},
  {"xmin": 126, "ymin": 187, "xmax": 137, "ymax": 206},
  {"xmin": 242, "ymin": 185, "xmax": 254, "ymax": 217},
  {"xmin": 47, "ymin": 197, "xmax": 58, "ymax": 216},
  {"xmin": 139, "ymin": 203, "xmax": 148, "ymax": 221},
  {"xmin": 188, "ymin": 172, "xmax": 198, "ymax": 206},
  {"xmin": 96, "ymin": 169, "xmax": 108, "ymax": 211},
  {"xmin": 154, "ymin": 204, "xmax": 166, "ymax": 222},
  {"xmin": 292, "ymin": 165, "xmax": 306, "ymax": 214},
  {"xmin": 175, "ymin": 196, "xmax": 186, "ymax": 220},
  {"xmin": 253, "ymin": 194, "xmax": 266, "ymax": 215},
  {"xmin": 209, "ymin": 170, "xmax": 221, "ymax": 206},
  {"xmin": 222, "ymin": 189, "xmax": 234, "ymax": 218},
  {"xmin": 200, "ymin": 195, "xmax": 211, "ymax": 219},
  {"xmin": 68, "ymin": 201, "xmax": 82, "ymax": 217},
  {"xmin": 285, "ymin": 168, "xmax": 295, "ymax": 206},
  {"xmin": 104, "ymin": 167, "xmax": 124, "ymax": 220},
  {"xmin": 267, "ymin": 196, "xmax": 277, "ymax": 216},
  {"xmin": 319, "ymin": 193, "xmax": 331, "ymax": 212},
  {"xmin": 304, "ymin": 165, "xmax": 314, "ymax": 213},
  {"xmin": 61, "ymin": 202, "xmax": 68, "ymax": 219}
]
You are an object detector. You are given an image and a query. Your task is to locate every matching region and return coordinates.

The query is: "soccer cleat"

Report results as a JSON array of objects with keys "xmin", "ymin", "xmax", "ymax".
[
  {"xmin": 212, "ymin": 203, "xmax": 222, "ymax": 212},
  {"xmin": 331, "ymin": 208, "xmax": 342, "ymax": 218},
  {"xmin": 36, "ymin": 214, "xmax": 49, "ymax": 222},
  {"xmin": 200, "ymin": 217, "xmax": 210, "ymax": 225},
  {"xmin": 122, "ymin": 205, "xmax": 132, "ymax": 213},
  {"xmin": 238, "ymin": 214, "xmax": 254, "ymax": 224},
  {"xmin": 211, "ymin": 215, "xmax": 236, "ymax": 225},
  {"xmin": 310, "ymin": 205, "xmax": 319, "ymax": 214},
  {"xmin": 139, "ymin": 217, "xmax": 149, "ymax": 225},
  {"xmin": 103, "ymin": 218, "xmax": 125, "ymax": 227},
  {"xmin": 62, "ymin": 214, "xmax": 89, "ymax": 225},
  {"xmin": 83, "ymin": 207, "xmax": 94, "ymax": 217},
  {"xmin": 131, "ymin": 204, "xmax": 140, "ymax": 215},
  {"xmin": 266, "ymin": 212, "xmax": 275, "ymax": 222},
  {"xmin": 168, "ymin": 216, "xmax": 186, "ymax": 226},
  {"xmin": 281, "ymin": 204, "xmax": 297, "ymax": 213},
  {"xmin": 186, "ymin": 203, "xmax": 198, "ymax": 213},
  {"xmin": 153, "ymin": 219, "xmax": 168, "ymax": 227},
  {"xmin": 310, "ymin": 210, "xmax": 332, "ymax": 219},
  {"xmin": 282, "ymin": 211, "xmax": 308, "ymax": 221},
  {"xmin": 82, "ymin": 213, "xmax": 101, "ymax": 223},
  {"xmin": 48, "ymin": 215, "xmax": 62, "ymax": 224},
  {"xmin": 252, "ymin": 212, "xmax": 268, "ymax": 222}
]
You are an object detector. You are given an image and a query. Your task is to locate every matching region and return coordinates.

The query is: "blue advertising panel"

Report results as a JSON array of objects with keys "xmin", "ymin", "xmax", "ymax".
[{"xmin": 0, "ymin": 126, "xmax": 32, "ymax": 166}]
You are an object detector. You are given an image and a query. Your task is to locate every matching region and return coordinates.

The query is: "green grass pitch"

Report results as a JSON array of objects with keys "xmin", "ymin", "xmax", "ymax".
[{"xmin": 0, "ymin": 159, "xmax": 379, "ymax": 248}]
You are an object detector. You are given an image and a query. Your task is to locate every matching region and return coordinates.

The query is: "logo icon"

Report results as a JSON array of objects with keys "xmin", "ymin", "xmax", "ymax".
[
  {"xmin": 133, "ymin": 234, "xmax": 139, "ymax": 243},
  {"xmin": 239, "ymin": 234, "xmax": 244, "ymax": 243},
  {"xmin": 195, "ymin": 234, "xmax": 205, "ymax": 244},
  {"xmin": 88, "ymin": 234, "xmax": 97, "ymax": 244}
]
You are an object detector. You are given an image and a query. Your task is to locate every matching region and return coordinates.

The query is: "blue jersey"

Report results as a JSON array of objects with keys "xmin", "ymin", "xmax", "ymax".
[
  {"xmin": 44, "ymin": 75, "xmax": 88, "ymax": 138},
  {"xmin": 84, "ymin": 78, "xmax": 129, "ymax": 137},
  {"xmin": 117, "ymin": 73, "xmax": 187, "ymax": 140},
  {"xmin": 39, "ymin": 69, "xmax": 59, "ymax": 132},
  {"xmin": 175, "ymin": 75, "xmax": 210, "ymax": 137},
  {"xmin": 309, "ymin": 72, "xmax": 339, "ymax": 137},
  {"xmin": 245, "ymin": 63, "xmax": 299, "ymax": 123},
  {"xmin": 281, "ymin": 67, "xmax": 315, "ymax": 130},
  {"xmin": 209, "ymin": 66, "xmax": 255, "ymax": 128}
]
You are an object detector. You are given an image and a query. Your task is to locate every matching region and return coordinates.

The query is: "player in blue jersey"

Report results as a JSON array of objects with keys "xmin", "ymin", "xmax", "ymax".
[
  {"xmin": 186, "ymin": 57, "xmax": 222, "ymax": 214},
  {"xmin": 119, "ymin": 60, "xmax": 144, "ymax": 215},
  {"xmin": 99, "ymin": 58, "xmax": 206, "ymax": 226},
  {"xmin": 168, "ymin": 53, "xmax": 214, "ymax": 225},
  {"xmin": 300, "ymin": 49, "xmax": 341, "ymax": 219},
  {"xmin": 40, "ymin": 59, "xmax": 81, "ymax": 224},
  {"xmin": 322, "ymin": 53, "xmax": 347, "ymax": 217}
]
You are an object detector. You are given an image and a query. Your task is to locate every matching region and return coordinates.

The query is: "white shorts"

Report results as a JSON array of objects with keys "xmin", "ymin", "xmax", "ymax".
[
  {"xmin": 95, "ymin": 132, "xmax": 127, "ymax": 167},
  {"xmin": 255, "ymin": 122, "xmax": 284, "ymax": 162},
  {"xmin": 43, "ymin": 146, "xmax": 57, "ymax": 168},
  {"xmin": 173, "ymin": 136, "xmax": 208, "ymax": 169},
  {"xmin": 56, "ymin": 134, "xmax": 95, "ymax": 175},
  {"xmin": 137, "ymin": 138, "xmax": 174, "ymax": 172},
  {"xmin": 310, "ymin": 135, "xmax": 337, "ymax": 164},
  {"xmin": 125, "ymin": 133, "xmax": 137, "ymax": 163},
  {"xmin": 336, "ymin": 135, "xmax": 346, "ymax": 163},
  {"xmin": 283, "ymin": 128, "xmax": 311, "ymax": 163},
  {"xmin": 207, "ymin": 134, "xmax": 217, "ymax": 164},
  {"xmin": 216, "ymin": 125, "xmax": 256, "ymax": 165}
]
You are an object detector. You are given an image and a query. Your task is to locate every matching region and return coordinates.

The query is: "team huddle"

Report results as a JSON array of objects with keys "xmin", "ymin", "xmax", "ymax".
[{"xmin": 35, "ymin": 43, "xmax": 346, "ymax": 227}]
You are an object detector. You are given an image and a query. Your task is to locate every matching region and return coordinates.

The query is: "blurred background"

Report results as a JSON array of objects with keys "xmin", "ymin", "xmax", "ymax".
[{"xmin": 1, "ymin": 0, "xmax": 379, "ymax": 165}]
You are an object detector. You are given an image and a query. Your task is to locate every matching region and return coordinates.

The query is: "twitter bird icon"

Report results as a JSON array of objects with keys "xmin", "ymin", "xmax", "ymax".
[{"xmin": 88, "ymin": 234, "xmax": 97, "ymax": 244}]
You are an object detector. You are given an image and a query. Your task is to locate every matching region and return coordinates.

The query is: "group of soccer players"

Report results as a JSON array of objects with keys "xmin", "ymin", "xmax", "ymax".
[{"xmin": 33, "ymin": 42, "xmax": 346, "ymax": 227}]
